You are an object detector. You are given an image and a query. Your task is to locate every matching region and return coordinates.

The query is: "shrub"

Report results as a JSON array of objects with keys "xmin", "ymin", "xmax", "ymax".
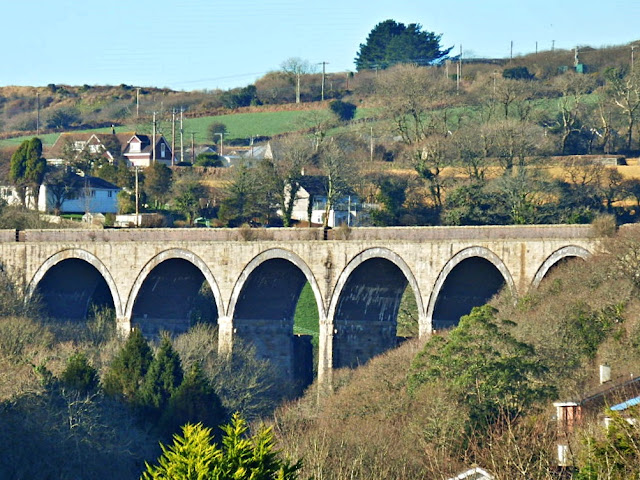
[
  {"xmin": 141, "ymin": 414, "xmax": 302, "ymax": 480},
  {"xmin": 329, "ymin": 100, "xmax": 357, "ymax": 122},
  {"xmin": 60, "ymin": 352, "xmax": 99, "ymax": 394},
  {"xmin": 194, "ymin": 152, "xmax": 222, "ymax": 167},
  {"xmin": 103, "ymin": 328, "xmax": 153, "ymax": 399}
]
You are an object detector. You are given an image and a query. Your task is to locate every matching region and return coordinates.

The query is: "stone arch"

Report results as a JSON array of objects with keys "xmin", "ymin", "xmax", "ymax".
[
  {"xmin": 124, "ymin": 248, "xmax": 223, "ymax": 327},
  {"xmin": 327, "ymin": 247, "xmax": 424, "ymax": 368},
  {"xmin": 426, "ymin": 246, "xmax": 516, "ymax": 330},
  {"xmin": 227, "ymin": 248, "xmax": 324, "ymax": 384},
  {"xmin": 227, "ymin": 248, "xmax": 325, "ymax": 321},
  {"xmin": 531, "ymin": 245, "xmax": 591, "ymax": 289},
  {"xmin": 328, "ymin": 247, "xmax": 424, "ymax": 323},
  {"xmin": 27, "ymin": 248, "xmax": 123, "ymax": 319}
]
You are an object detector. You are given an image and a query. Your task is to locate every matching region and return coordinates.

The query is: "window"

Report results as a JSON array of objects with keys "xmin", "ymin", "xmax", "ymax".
[
  {"xmin": 160, "ymin": 143, "xmax": 166, "ymax": 157},
  {"xmin": 108, "ymin": 191, "xmax": 113, "ymax": 198},
  {"xmin": 73, "ymin": 141, "xmax": 87, "ymax": 151}
]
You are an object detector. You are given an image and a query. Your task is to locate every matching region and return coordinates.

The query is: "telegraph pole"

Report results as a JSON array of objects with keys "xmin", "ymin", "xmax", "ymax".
[
  {"xmin": 135, "ymin": 167, "xmax": 140, "ymax": 227},
  {"xmin": 191, "ymin": 132, "xmax": 195, "ymax": 164},
  {"xmin": 180, "ymin": 108, "xmax": 184, "ymax": 164},
  {"xmin": 318, "ymin": 61, "xmax": 329, "ymax": 101},
  {"xmin": 152, "ymin": 111, "xmax": 157, "ymax": 163},
  {"xmin": 136, "ymin": 87, "xmax": 141, "ymax": 118},
  {"xmin": 632, "ymin": 45, "xmax": 636, "ymax": 71},
  {"xmin": 216, "ymin": 132, "xmax": 225, "ymax": 157},
  {"xmin": 171, "ymin": 109, "xmax": 176, "ymax": 166},
  {"xmin": 36, "ymin": 91, "xmax": 40, "ymax": 135}
]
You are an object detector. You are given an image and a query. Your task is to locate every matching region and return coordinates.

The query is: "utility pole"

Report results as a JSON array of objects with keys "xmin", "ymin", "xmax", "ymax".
[
  {"xmin": 136, "ymin": 87, "xmax": 141, "ymax": 118},
  {"xmin": 215, "ymin": 132, "xmax": 225, "ymax": 157},
  {"xmin": 552, "ymin": 40, "xmax": 555, "ymax": 51},
  {"xmin": 370, "ymin": 126, "xmax": 374, "ymax": 162},
  {"xmin": 180, "ymin": 108, "xmax": 184, "ymax": 164},
  {"xmin": 36, "ymin": 91, "xmax": 40, "ymax": 136},
  {"xmin": 191, "ymin": 132, "xmax": 195, "ymax": 164},
  {"xmin": 152, "ymin": 111, "xmax": 157, "ymax": 163},
  {"xmin": 318, "ymin": 61, "xmax": 329, "ymax": 101},
  {"xmin": 632, "ymin": 45, "xmax": 636, "ymax": 71},
  {"xmin": 536, "ymin": 41, "xmax": 538, "ymax": 55},
  {"xmin": 171, "ymin": 109, "xmax": 176, "ymax": 166},
  {"xmin": 135, "ymin": 167, "xmax": 140, "ymax": 227},
  {"xmin": 510, "ymin": 40, "xmax": 513, "ymax": 61}
]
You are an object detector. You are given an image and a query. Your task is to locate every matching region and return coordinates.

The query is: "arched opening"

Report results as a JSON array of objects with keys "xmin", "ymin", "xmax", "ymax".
[
  {"xmin": 531, "ymin": 246, "xmax": 591, "ymax": 289},
  {"xmin": 332, "ymin": 257, "xmax": 412, "ymax": 369},
  {"xmin": 34, "ymin": 258, "xmax": 115, "ymax": 320},
  {"xmin": 432, "ymin": 257, "xmax": 506, "ymax": 330},
  {"xmin": 538, "ymin": 256, "xmax": 582, "ymax": 285},
  {"xmin": 131, "ymin": 258, "xmax": 218, "ymax": 337},
  {"xmin": 231, "ymin": 257, "xmax": 320, "ymax": 390}
]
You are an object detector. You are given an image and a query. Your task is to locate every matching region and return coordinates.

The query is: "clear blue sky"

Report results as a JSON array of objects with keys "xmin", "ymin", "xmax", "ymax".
[{"xmin": 3, "ymin": 0, "xmax": 639, "ymax": 91}]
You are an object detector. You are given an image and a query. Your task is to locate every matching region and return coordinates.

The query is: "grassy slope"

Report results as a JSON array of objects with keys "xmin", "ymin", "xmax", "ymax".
[{"xmin": 0, "ymin": 107, "xmax": 377, "ymax": 149}]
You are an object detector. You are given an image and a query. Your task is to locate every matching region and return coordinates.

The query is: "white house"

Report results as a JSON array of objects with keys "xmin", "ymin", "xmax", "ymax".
[
  {"xmin": 38, "ymin": 175, "xmax": 120, "ymax": 214},
  {"xmin": 0, "ymin": 175, "xmax": 120, "ymax": 214},
  {"xmin": 289, "ymin": 176, "xmax": 361, "ymax": 227}
]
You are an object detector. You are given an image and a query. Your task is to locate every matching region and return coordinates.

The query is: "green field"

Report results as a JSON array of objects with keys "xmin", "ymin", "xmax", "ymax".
[{"xmin": 0, "ymin": 106, "xmax": 378, "ymax": 149}]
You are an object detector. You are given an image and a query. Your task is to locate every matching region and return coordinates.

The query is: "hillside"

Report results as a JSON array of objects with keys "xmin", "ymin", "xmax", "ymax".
[{"xmin": 273, "ymin": 227, "xmax": 640, "ymax": 479}]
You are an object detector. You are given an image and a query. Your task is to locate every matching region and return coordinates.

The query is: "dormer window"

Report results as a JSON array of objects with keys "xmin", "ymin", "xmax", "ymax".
[
  {"xmin": 130, "ymin": 140, "xmax": 141, "ymax": 153},
  {"xmin": 74, "ymin": 141, "xmax": 87, "ymax": 151}
]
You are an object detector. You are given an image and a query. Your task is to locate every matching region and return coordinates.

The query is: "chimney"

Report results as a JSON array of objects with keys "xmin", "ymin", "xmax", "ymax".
[{"xmin": 111, "ymin": 124, "xmax": 115, "ymax": 135}]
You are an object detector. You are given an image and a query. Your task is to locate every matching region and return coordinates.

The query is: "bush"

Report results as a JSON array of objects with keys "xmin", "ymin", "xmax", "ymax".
[
  {"xmin": 141, "ymin": 414, "xmax": 302, "ymax": 480},
  {"xmin": 502, "ymin": 66, "xmax": 534, "ymax": 80},
  {"xmin": 329, "ymin": 100, "xmax": 357, "ymax": 122},
  {"xmin": 60, "ymin": 352, "xmax": 99, "ymax": 394},
  {"xmin": 194, "ymin": 152, "xmax": 222, "ymax": 167}
]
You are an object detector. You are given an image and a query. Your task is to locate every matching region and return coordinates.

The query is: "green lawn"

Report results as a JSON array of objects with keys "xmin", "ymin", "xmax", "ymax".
[
  {"xmin": 0, "ymin": 106, "xmax": 378, "ymax": 149},
  {"xmin": 293, "ymin": 282, "xmax": 319, "ymax": 338}
]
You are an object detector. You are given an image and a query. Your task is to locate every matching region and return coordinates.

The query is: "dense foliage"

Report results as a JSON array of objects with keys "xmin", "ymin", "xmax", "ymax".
[
  {"xmin": 355, "ymin": 19, "xmax": 452, "ymax": 70},
  {"xmin": 142, "ymin": 415, "xmax": 301, "ymax": 480}
]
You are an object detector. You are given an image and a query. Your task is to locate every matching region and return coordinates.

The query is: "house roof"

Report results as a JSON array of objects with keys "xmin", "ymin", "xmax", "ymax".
[
  {"xmin": 60, "ymin": 174, "xmax": 120, "ymax": 190},
  {"xmin": 47, "ymin": 131, "xmax": 170, "ymax": 160},
  {"xmin": 611, "ymin": 395, "xmax": 640, "ymax": 411},
  {"xmin": 299, "ymin": 176, "xmax": 328, "ymax": 196},
  {"xmin": 298, "ymin": 175, "xmax": 357, "ymax": 197}
]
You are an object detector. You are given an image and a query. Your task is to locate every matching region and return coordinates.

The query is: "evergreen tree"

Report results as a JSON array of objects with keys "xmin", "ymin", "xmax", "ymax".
[
  {"xmin": 103, "ymin": 328, "xmax": 153, "ymax": 399},
  {"xmin": 139, "ymin": 335, "xmax": 183, "ymax": 413},
  {"xmin": 142, "ymin": 414, "xmax": 302, "ymax": 480},
  {"xmin": 161, "ymin": 363, "xmax": 225, "ymax": 434},
  {"xmin": 60, "ymin": 352, "xmax": 99, "ymax": 395},
  {"xmin": 355, "ymin": 19, "xmax": 451, "ymax": 71},
  {"xmin": 9, "ymin": 138, "xmax": 46, "ymax": 207},
  {"xmin": 409, "ymin": 305, "xmax": 556, "ymax": 433}
]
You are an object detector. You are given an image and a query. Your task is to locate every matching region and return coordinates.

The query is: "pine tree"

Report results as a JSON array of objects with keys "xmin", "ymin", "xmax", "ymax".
[
  {"xmin": 103, "ymin": 328, "xmax": 153, "ymax": 399},
  {"xmin": 142, "ymin": 414, "xmax": 302, "ymax": 480},
  {"xmin": 139, "ymin": 335, "xmax": 183, "ymax": 413},
  {"xmin": 161, "ymin": 363, "xmax": 225, "ymax": 434}
]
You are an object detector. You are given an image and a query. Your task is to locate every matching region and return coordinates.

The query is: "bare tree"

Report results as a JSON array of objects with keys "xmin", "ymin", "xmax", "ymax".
[
  {"xmin": 605, "ymin": 66, "xmax": 640, "ymax": 151},
  {"xmin": 375, "ymin": 64, "xmax": 454, "ymax": 144},
  {"xmin": 269, "ymin": 135, "xmax": 316, "ymax": 227},
  {"xmin": 280, "ymin": 57, "xmax": 316, "ymax": 104},
  {"xmin": 317, "ymin": 140, "xmax": 358, "ymax": 228}
]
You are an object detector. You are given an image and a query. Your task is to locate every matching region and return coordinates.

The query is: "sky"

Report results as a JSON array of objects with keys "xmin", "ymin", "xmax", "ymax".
[{"xmin": 2, "ymin": 0, "xmax": 640, "ymax": 91}]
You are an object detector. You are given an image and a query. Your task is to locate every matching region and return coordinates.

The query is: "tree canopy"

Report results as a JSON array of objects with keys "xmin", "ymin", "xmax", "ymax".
[{"xmin": 355, "ymin": 19, "xmax": 452, "ymax": 71}]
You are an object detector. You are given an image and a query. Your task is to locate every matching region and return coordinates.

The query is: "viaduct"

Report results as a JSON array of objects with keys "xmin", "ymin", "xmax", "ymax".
[{"xmin": 0, "ymin": 225, "xmax": 601, "ymax": 386}]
